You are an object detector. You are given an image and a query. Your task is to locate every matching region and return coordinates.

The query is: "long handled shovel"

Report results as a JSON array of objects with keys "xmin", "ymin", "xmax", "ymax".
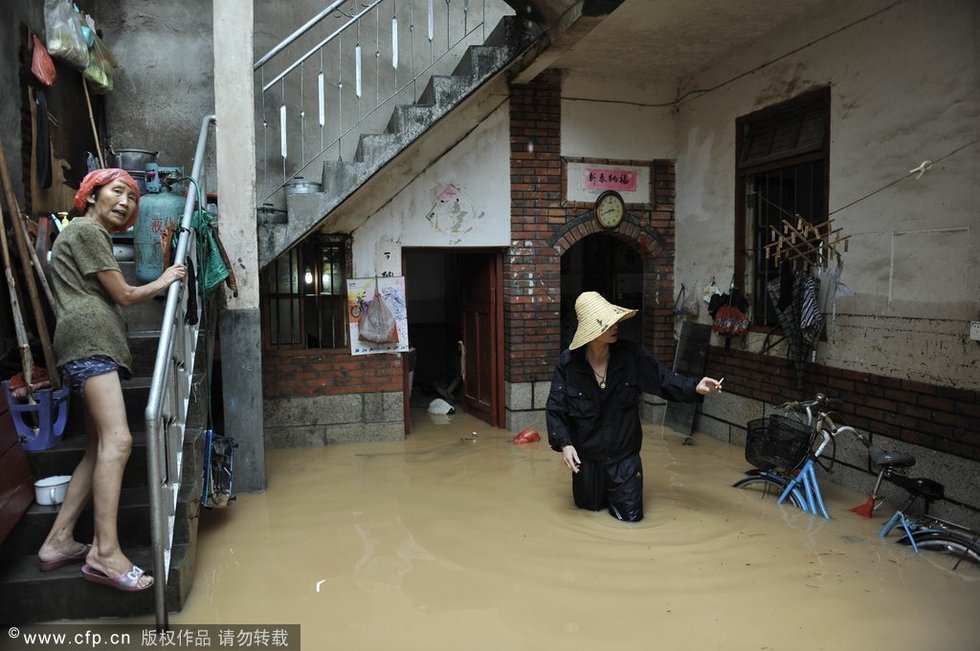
[
  {"xmin": 0, "ymin": 171, "xmax": 35, "ymax": 389},
  {"xmin": 0, "ymin": 138, "xmax": 60, "ymax": 391}
]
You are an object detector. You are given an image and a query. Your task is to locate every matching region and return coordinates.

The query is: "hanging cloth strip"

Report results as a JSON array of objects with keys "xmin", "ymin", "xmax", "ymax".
[
  {"xmin": 766, "ymin": 270, "xmax": 822, "ymax": 387},
  {"xmin": 796, "ymin": 272, "xmax": 823, "ymax": 346}
]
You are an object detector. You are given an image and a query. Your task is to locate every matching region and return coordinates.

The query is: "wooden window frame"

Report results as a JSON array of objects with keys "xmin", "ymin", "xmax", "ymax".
[
  {"xmin": 735, "ymin": 87, "xmax": 831, "ymax": 329},
  {"xmin": 261, "ymin": 236, "xmax": 352, "ymax": 350}
]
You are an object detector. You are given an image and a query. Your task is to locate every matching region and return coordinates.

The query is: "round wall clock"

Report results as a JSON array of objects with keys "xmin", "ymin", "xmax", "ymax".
[{"xmin": 594, "ymin": 191, "xmax": 625, "ymax": 229}]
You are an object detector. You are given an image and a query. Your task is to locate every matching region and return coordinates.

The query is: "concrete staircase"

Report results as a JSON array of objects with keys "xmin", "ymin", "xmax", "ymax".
[
  {"xmin": 0, "ymin": 260, "xmax": 208, "ymax": 626},
  {"xmin": 258, "ymin": 14, "xmax": 539, "ymax": 267}
]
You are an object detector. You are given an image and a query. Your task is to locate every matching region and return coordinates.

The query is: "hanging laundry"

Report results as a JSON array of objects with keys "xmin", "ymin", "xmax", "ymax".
[
  {"xmin": 767, "ymin": 270, "xmax": 823, "ymax": 386},
  {"xmin": 710, "ymin": 288, "xmax": 750, "ymax": 337}
]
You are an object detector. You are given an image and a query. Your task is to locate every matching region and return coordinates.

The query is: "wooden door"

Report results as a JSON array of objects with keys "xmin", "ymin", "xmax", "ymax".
[{"xmin": 460, "ymin": 253, "xmax": 501, "ymax": 426}]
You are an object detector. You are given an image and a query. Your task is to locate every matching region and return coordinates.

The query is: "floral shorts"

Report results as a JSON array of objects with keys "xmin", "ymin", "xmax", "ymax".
[{"xmin": 60, "ymin": 355, "xmax": 119, "ymax": 394}]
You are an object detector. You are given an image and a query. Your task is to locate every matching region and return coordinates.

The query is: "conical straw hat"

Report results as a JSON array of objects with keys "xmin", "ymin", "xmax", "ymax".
[{"xmin": 569, "ymin": 292, "xmax": 637, "ymax": 350}]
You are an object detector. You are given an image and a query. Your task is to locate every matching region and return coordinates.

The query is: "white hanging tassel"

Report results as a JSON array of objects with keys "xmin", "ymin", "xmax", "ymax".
[
  {"xmin": 355, "ymin": 44, "xmax": 362, "ymax": 98},
  {"xmin": 427, "ymin": 0, "xmax": 434, "ymax": 42},
  {"xmin": 317, "ymin": 72, "xmax": 325, "ymax": 127},
  {"xmin": 279, "ymin": 104, "xmax": 287, "ymax": 159},
  {"xmin": 391, "ymin": 17, "xmax": 398, "ymax": 69}
]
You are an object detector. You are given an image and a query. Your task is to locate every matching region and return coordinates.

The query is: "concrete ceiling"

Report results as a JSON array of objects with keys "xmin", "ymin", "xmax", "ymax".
[{"xmin": 555, "ymin": 0, "xmax": 830, "ymax": 82}]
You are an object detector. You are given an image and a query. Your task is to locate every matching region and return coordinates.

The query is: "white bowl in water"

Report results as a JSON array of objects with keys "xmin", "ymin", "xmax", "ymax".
[{"xmin": 35, "ymin": 475, "xmax": 71, "ymax": 506}]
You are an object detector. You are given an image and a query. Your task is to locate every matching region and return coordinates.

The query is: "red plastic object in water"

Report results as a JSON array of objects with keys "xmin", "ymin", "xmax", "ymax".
[
  {"xmin": 512, "ymin": 428, "xmax": 540, "ymax": 444},
  {"xmin": 850, "ymin": 495, "xmax": 875, "ymax": 519}
]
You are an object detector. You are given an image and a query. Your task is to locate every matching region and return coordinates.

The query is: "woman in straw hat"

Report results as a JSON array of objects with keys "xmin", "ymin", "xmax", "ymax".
[
  {"xmin": 546, "ymin": 291, "xmax": 723, "ymax": 521},
  {"xmin": 36, "ymin": 169, "xmax": 186, "ymax": 591}
]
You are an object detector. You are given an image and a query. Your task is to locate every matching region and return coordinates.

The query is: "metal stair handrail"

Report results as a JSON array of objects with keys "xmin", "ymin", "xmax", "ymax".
[
  {"xmin": 253, "ymin": 0, "xmax": 495, "ymax": 204},
  {"xmin": 145, "ymin": 113, "xmax": 215, "ymax": 630}
]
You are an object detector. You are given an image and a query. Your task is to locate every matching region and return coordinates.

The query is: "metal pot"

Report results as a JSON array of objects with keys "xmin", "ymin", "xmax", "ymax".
[
  {"xmin": 257, "ymin": 203, "xmax": 287, "ymax": 224},
  {"xmin": 284, "ymin": 177, "xmax": 321, "ymax": 197},
  {"xmin": 112, "ymin": 148, "xmax": 158, "ymax": 171}
]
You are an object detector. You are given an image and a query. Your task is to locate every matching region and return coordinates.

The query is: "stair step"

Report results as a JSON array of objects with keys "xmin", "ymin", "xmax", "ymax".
[
  {"xmin": 3, "ymin": 446, "xmax": 203, "ymax": 556},
  {"xmin": 26, "ymin": 429, "xmax": 151, "ymax": 489},
  {"xmin": 4, "ymin": 487, "xmax": 162, "ymax": 555},
  {"xmin": 58, "ymin": 372, "xmax": 209, "ymax": 439},
  {"xmin": 417, "ymin": 75, "xmax": 469, "ymax": 108},
  {"xmin": 129, "ymin": 330, "xmax": 163, "ymax": 376},
  {"xmin": 451, "ymin": 44, "xmax": 508, "ymax": 79},
  {"xmin": 320, "ymin": 160, "xmax": 369, "ymax": 197},
  {"xmin": 384, "ymin": 104, "xmax": 440, "ymax": 136},
  {"xmin": 354, "ymin": 132, "xmax": 406, "ymax": 169},
  {"xmin": 0, "ymin": 427, "xmax": 205, "ymax": 625},
  {"xmin": 0, "ymin": 542, "xmax": 195, "ymax": 626}
]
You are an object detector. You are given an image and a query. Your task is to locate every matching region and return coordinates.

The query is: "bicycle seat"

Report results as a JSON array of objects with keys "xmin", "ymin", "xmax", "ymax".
[
  {"xmin": 867, "ymin": 446, "xmax": 915, "ymax": 470},
  {"xmin": 888, "ymin": 474, "xmax": 945, "ymax": 502}
]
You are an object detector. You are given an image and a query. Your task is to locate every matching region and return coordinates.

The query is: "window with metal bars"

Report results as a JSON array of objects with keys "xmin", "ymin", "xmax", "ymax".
[
  {"xmin": 262, "ymin": 238, "xmax": 349, "ymax": 349},
  {"xmin": 735, "ymin": 88, "xmax": 829, "ymax": 327}
]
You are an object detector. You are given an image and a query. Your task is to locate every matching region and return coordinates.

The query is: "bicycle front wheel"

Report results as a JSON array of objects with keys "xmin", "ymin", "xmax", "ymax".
[
  {"xmin": 900, "ymin": 531, "xmax": 980, "ymax": 579},
  {"xmin": 732, "ymin": 475, "xmax": 805, "ymax": 510}
]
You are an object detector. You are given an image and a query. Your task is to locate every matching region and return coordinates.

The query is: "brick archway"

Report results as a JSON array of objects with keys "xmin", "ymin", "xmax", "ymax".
[{"xmin": 550, "ymin": 218, "xmax": 676, "ymax": 360}]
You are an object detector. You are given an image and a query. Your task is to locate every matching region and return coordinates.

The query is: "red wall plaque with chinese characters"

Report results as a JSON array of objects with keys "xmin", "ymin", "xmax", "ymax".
[{"xmin": 584, "ymin": 168, "xmax": 637, "ymax": 192}]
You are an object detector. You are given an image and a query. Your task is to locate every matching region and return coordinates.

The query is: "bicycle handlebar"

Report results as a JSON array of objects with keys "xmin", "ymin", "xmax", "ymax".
[
  {"xmin": 779, "ymin": 394, "xmax": 843, "ymax": 429},
  {"xmin": 777, "ymin": 395, "xmax": 868, "ymax": 457},
  {"xmin": 779, "ymin": 393, "xmax": 844, "ymax": 412}
]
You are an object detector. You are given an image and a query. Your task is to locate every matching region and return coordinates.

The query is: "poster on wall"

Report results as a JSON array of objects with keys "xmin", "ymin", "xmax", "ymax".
[{"xmin": 347, "ymin": 276, "xmax": 410, "ymax": 355}]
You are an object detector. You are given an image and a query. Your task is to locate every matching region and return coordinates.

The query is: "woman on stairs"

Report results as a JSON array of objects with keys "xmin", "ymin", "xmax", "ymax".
[{"xmin": 36, "ymin": 168, "xmax": 186, "ymax": 592}]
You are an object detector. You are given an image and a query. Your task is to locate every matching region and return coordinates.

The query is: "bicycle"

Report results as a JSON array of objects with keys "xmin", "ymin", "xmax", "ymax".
[
  {"xmin": 731, "ymin": 412, "xmax": 810, "ymax": 509},
  {"xmin": 733, "ymin": 394, "xmax": 862, "ymax": 518},
  {"xmin": 877, "ymin": 473, "xmax": 980, "ymax": 578},
  {"xmin": 732, "ymin": 394, "xmax": 838, "ymax": 511}
]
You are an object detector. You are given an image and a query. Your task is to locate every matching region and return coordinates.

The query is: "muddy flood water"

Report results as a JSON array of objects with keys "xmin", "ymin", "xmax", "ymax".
[{"xmin": 134, "ymin": 411, "xmax": 978, "ymax": 649}]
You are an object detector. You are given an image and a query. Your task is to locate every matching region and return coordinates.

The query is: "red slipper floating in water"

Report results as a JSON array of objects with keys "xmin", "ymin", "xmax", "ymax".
[
  {"xmin": 38, "ymin": 544, "xmax": 91, "ymax": 572},
  {"xmin": 81, "ymin": 564, "xmax": 153, "ymax": 592}
]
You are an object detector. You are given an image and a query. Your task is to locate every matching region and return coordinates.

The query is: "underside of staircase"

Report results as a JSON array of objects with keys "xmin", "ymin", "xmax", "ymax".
[
  {"xmin": 0, "ymin": 261, "xmax": 208, "ymax": 626},
  {"xmin": 258, "ymin": 13, "xmax": 541, "ymax": 267}
]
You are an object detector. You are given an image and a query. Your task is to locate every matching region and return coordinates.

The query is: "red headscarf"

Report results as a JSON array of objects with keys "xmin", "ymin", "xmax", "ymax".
[{"xmin": 72, "ymin": 168, "xmax": 141, "ymax": 232}]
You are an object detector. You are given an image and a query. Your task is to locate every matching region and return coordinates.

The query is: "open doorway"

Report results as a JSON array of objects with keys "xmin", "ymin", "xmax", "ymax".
[
  {"xmin": 560, "ymin": 234, "xmax": 644, "ymax": 348},
  {"xmin": 403, "ymin": 249, "xmax": 503, "ymax": 433}
]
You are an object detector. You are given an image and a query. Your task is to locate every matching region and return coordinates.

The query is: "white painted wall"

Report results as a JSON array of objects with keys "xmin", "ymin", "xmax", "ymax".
[
  {"xmin": 672, "ymin": 0, "xmax": 979, "ymax": 390},
  {"xmin": 561, "ymin": 73, "xmax": 675, "ymax": 159},
  {"xmin": 351, "ymin": 105, "xmax": 511, "ymax": 277}
]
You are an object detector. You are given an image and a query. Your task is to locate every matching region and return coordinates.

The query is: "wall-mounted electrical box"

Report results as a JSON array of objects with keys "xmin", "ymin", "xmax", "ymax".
[{"xmin": 970, "ymin": 321, "xmax": 980, "ymax": 342}]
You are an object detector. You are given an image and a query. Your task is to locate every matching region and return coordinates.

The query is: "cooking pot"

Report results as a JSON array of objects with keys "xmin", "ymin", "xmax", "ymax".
[
  {"xmin": 257, "ymin": 203, "xmax": 288, "ymax": 224},
  {"xmin": 112, "ymin": 148, "xmax": 158, "ymax": 172},
  {"xmin": 284, "ymin": 177, "xmax": 321, "ymax": 197}
]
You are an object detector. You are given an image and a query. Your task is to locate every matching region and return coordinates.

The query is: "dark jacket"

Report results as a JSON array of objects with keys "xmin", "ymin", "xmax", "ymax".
[{"xmin": 546, "ymin": 339, "xmax": 699, "ymax": 463}]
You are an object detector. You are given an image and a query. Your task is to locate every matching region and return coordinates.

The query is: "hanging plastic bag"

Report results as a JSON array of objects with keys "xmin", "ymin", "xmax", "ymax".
[
  {"xmin": 82, "ymin": 34, "xmax": 116, "ymax": 94},
  {"xmin": 191, "ymin": 209, "xmax": 230, "ymax": 293},
  {"xmin": 43, "ymin": 0, "xmax": 89, "ymax": 70},
  {"xmin": 31, "ymin": 34, "xmax": 57, "ymax": 86},
  {"xmin": 358, "ymin": 284, "xmax": 398, "ymax": 343}
]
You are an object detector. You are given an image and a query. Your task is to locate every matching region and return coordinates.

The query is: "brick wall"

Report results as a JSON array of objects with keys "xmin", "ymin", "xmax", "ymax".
[
  {"xmin": 507, "ymin": 71, "xmax": 564, "ymax": 384},
  {"xmin": 507, "ymin": 72, "xmax": 678, "ymax": 383},
  {"xmin": 705, "ymin": 346, "xmax": 980, "ymax": 462},
  {"xmin": 263, "ymin": 348, "xmax": 402, "ymax": 399}
]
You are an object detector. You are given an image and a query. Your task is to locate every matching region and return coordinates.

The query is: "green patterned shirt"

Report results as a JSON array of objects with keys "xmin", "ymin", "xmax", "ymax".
[{"xmin": 50, "ymin": 217, "xmax": 132, "ymax": 375}]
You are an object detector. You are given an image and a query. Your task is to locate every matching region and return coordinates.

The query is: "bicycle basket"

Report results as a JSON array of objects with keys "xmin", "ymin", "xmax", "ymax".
[{"xmin": 744, "ymin": 415, "xmax": 810, "ymax": 471}]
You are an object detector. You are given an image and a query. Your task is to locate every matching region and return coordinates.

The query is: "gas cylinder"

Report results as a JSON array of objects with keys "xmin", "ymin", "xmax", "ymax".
[{"xmin": 134, "ymin": 185, "xmax": 184, "ymax": 283}]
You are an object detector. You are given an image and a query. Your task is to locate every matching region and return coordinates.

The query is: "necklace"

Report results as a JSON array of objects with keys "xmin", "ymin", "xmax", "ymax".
[
  {"xmin": 593, "ymin": 368, "xmax": 607, "ymax": 390},
  {"xmin": 586, "ymin": 349, "xmax": 609, "ymax": 390}
]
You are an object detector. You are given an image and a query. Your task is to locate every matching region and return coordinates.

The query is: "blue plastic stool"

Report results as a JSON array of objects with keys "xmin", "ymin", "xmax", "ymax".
[{"xmin": 2, "ymin": 381, "xmax": 71, "ymax": 451}]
